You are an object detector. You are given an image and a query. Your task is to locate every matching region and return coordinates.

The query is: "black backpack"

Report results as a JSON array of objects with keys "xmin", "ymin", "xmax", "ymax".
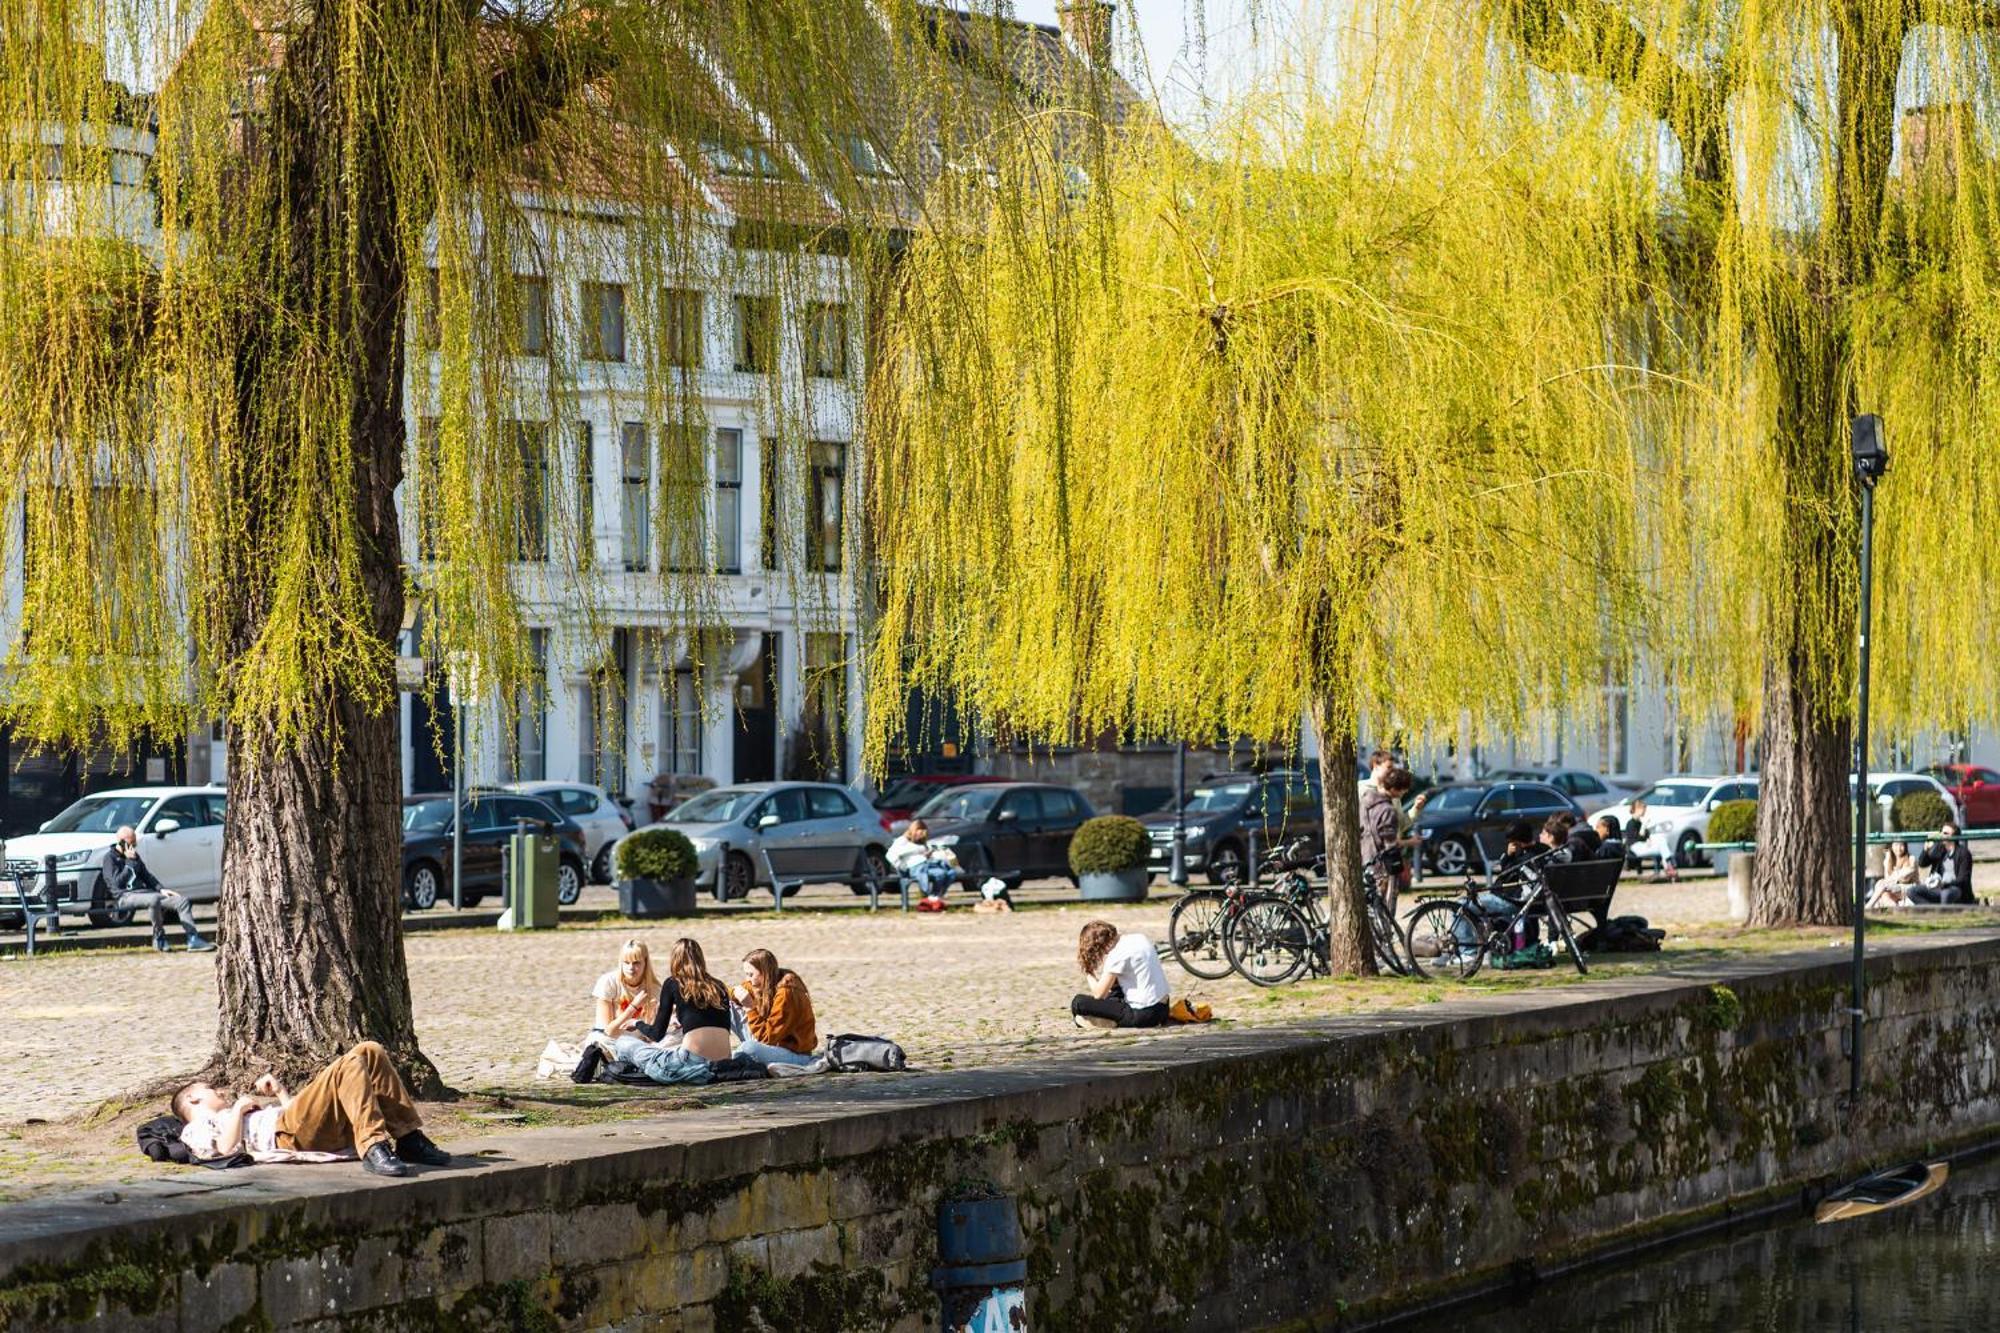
[
  {"xmin": 823, "ymin": 1034, "xmax": 908, "ymax": 1072},
  {"xmin": 136, "ymin": 1116, "xmax": 249, "ymax": 1169}
]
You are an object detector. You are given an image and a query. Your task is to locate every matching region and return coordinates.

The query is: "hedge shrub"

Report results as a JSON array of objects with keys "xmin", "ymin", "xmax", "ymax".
[
  {"xmin": 1069, "ymin": 815, "xmax": 1150, "ymax": 875},
  {"xmin": 1890, "ymin": 790, "xmax": 1953, "ymax": 834},
  {"xmin": 615, "ymin": 827, "xmax": 700, "ymax": 882},
  {"xmin": 1705, "ymin": 799, "xmax": 1758, "ymax": 846}
]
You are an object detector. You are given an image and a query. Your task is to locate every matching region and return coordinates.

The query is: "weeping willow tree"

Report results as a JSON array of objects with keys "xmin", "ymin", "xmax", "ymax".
[
  {"xmin": 0, "ymin": 0, "xmax": 1054, "ymax": 1087},
  {"xmin": 867, "ymin": 47, "xmax": 1660, "ymax": 973}
]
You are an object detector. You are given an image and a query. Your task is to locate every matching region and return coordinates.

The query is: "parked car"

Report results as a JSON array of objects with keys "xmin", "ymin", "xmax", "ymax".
[
  {"xmin": 910, "ymin": 782, "xmax": 1094, "ymax": 885},
  {"xmin": 401, "ymin": 791, "xmax": 588, "ymax": 910},
  {"xmin": 1412, "ymin": 781, "xmax": 1584, "ymax": 877},
  {"xmin": 870, "ymin": 773, "xmax": 992, "ymax": 826},
  {"xmin": 1591, "ymin": 774, "xmax": 1761, "ymax": 870},
  {"xmin": 1, "ymin": 786, "xmax": 228, "ymax": 927},
  {"xmin": 615, "ymin": 781, "xmax": 894, "ymax": 900},
  {"xmin": 1483, "ymin": 767, "xmax": 1639, "ymax": 808},
  {"xmin": 1854, "ymin": 771, "xmax": 1963, "ymax": 830},
  {"xmin": 1922, "ymin": 763, "xmax": 2000, "ymax": 828},
  {"xmin": 503, "ymin": 781, "xmax": 635, "ymax": 883},
  {"xmin": 1138, "ymin": 769, "xmax": 1324, "ymax": 884}
]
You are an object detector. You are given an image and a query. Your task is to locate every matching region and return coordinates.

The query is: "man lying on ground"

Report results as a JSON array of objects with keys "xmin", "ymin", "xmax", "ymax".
[{"xmin": 171, "ymin": 1040, "xmax": 451, "ymax": 1177}]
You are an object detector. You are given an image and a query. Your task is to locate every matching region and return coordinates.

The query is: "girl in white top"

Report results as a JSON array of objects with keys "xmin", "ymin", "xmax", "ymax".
[
  {"xmin": 1070, "ymin": 920, "xmax": 1173, "ymax": 1028},
  {"xmin": 885, "ymin": 819, "xmax": 962, "ymax": 903},
  {"xmin": 591, "ymin": 938, "xmax": 663, "ymax": 1042}
]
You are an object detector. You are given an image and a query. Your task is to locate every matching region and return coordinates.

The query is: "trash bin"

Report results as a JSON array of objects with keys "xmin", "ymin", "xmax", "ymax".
[{"xmin": 502, "ymin": 828, "xmax": 559, "ymax": 930}]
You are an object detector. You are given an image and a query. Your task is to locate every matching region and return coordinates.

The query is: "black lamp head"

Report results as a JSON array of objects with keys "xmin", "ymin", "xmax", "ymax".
[{"xmin": 1852, "ymin": 414, "xmax": 1889, "ymax": 484}]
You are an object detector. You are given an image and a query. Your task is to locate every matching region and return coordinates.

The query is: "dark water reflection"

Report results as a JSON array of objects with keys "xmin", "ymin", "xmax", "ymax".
[{"xmin": 1400, "ymin": 1154, "xmax": 2000, "ymax": 1332}]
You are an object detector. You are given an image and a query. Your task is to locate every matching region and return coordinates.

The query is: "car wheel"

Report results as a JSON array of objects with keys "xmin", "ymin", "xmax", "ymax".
[
  {"xmin": 1205, "ymin": 841, "xmax": 1246, "ymax": 886},
  {"xmin": 87, "ymin": 908, "xmax": 137, "ymax": 929},
  {"xmin": 557, "ymin": 859, "xmax": 584, "ymax": 906},
  {"xmin": 1675, "ymin": 830, "xmax": 1706, "ymax": 870},
  {"xmin": 723, "ymin": 851, "xmax": 755, "ymax": 902},
  {"xmin": 1431, "ymin": 836, "xmax": 1474, "ymax": 878},
  {"xmin": 592, "ymin": 844, "xmax": 615, "ymax": 885},
  {"xmin": 850, "ymin": 846, "xmax": 893, "ymax": 895},
  {"xmin": 404, "ymin": 862, "xmax": 441, "ymax": 911}
]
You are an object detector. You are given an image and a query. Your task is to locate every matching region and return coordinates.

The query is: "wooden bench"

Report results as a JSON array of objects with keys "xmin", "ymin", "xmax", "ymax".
[{"xmin": 1542, "ymin": 857, "xmax": 1624, "ymax": 933}]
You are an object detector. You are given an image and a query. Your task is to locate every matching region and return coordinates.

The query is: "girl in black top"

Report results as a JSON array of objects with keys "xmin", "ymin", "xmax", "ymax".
[{"xmin": 635, "ymin": 938, "xmax": 735, "ymax": 1061}]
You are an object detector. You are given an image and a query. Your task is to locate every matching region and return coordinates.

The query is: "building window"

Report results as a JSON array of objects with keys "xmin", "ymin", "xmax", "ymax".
[
  {"xmin": 800, "ymin": 633, "xmax": 849, "ymax": 783},
  {"xmin": 514, "ymin": 276, "xmax": 548, "ymax": 356},
  {"xmin": 663, "ymin": 422, "xmax": 705, "ymax": 574},
  {"xmin": 1599, "ymin": 666, "xmax": 1630, "ymax": 776},
  {"xmin": 582, "ymin": 630, "xmax": 630, "ymax": 794},
  {"xmin": 619, "ymin": 422, "xmax": 650, "ymax": 572},
  {"xmin": 840, "ymin": 132, "xmax": 894, "ymax": 179},
  {"xmin": 581, "ymin": 282, "xmax": 626, "ymax": 363},
  {"xmin": 701, "ymin": 131, "xmax": 784, "ymax": 178},
  {"xmin": 573, "ymin": 422, "xmax": 594, "ymax": 570},
  {"xmin": 734, "ymin": 296, "xmax": 773, "ymax": 372},
  {"xmin": 806, "ymin": 303, "xmax": 848, "ymax": 379},
  {"xmin": 806, "ymin": 441, "xmax": 845, "ymax": 572},
  {"xmin": 503, "ymin": 629, "xmax": 548, "ymax": 782},
  {"xmin": 714, "ymin": 428, "xmax": 742, "ymax": 574},
  {"xmin": 662, "ymin": 667, "xmax": 701, "ymax": 776},
  {"xmin": 662, "ymin": 288, "xmax": 702, "ymax": 369},
  {"xmin": 513, "ymin": 422, "xmax": 549, "ymax": 562},
  {"xmin": 760, "ymin": 437, "xmax": 780, "ymax": 571}
]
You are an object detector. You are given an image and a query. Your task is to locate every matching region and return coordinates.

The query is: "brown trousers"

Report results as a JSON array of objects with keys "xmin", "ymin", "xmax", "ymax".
[{"xmin": 274, "ymin": 1041, "xmax": 422, "ymax": 1156}]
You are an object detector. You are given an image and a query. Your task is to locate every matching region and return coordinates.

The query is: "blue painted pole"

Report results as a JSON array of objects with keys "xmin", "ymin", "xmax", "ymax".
[{"xmin": 932, "ymin": 1195, "xmax": 1027, "ymax": 1332}]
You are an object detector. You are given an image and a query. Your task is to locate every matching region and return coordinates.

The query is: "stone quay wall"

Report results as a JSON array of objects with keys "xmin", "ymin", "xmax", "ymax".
[{"xmin": 3, "ymin": 933, "xmax": 1999, "ymax": 1332}]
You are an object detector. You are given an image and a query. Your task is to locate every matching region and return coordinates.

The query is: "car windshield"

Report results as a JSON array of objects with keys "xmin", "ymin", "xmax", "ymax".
[
  {"xmin": 402, "ymin": 799, "xmax": 454, "ymax": 834},
  {"xmin": 40, "ymin": 795, "xmax": 158, "ymax": 834},
  {"xmin": 1183, "ymin": 783, "xmax": 1254, "ymax": 812},
  {"xmin": 916, "ymin": 787, "xmax": 1005, "ymax": 821},
  {"xmin": 1635, "ymin": 782, "xmax": 1712, "ymax": 808},
  {"xmin": 670, "ymin": 789, "xmax": 765, "ymax": 823},
  {"xmin": 876, "ymin": 778, "xmax": 942, "ymax": 808},
  {"xmin": 1421, "ymin": 787, "xmax": 1483, "ymax": 813}
]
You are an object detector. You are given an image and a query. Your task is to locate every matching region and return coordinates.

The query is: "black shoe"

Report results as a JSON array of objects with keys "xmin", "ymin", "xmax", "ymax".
[
  {"xmin": 185, "ymin": 936, "xmax": 215, "ymax": 953},
  {"xmin": 395, "ymin": 1130, "xmax": 451, "ymax": 1167},
  {"xmin": 361, "ymin": 1142, "xmax": 408, "ymax": 1177},
  {"xmin": 152, "ymin": 934, "xmax": 169, "ymax": 953}
]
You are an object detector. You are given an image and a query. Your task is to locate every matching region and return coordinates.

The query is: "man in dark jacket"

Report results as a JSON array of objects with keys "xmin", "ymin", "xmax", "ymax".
[
  {"xmin": 101, "ymin": 827, "xmax": 213, "ymax": 952},
  {"xmin": 1913, "ymin": 825, "xmax": 1976, "ymax": 905}
]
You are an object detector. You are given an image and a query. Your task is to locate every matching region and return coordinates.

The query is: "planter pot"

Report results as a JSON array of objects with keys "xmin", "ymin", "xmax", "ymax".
[
  {"xmin": 1725, "ymin": 852, "xmax": 1754, "ymax": 925},
  {"xmin": 619, "ymin": 876, "xmax": 697, "ymax": 918},
  {"xmin": 1078, "ymin": 868, "xmax": 1149, "ymax": 902}
]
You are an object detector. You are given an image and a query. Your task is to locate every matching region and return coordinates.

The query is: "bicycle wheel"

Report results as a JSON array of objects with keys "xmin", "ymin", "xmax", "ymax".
[
  {"xmin": 1368, "ymin": 895, "xmax": 1409, "ymax": 977},
  {"xmin": 1226, "ymin": 896, "xmax": 1311, "ymax": 987},
  {"xmin": 1168, "ymin": 891, "xmax": 1234, "ymax": 980},
  {"xmin": 1402, "ymin": 899, "xmax": 1485, "ymax": 981}
]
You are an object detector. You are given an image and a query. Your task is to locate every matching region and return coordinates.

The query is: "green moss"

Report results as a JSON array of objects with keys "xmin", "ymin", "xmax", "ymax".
[
  {"xmin": 711, "ymin": 1257, "xmax": 899, "ymax": 1331},
  {"xmin": 1698, "ymin": 984, "xmax": 1744, "ymax": 1032}
]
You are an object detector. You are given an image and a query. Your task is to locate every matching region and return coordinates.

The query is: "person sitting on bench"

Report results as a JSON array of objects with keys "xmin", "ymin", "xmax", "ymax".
[
  {"xmin": 886, "ymin": 819, "xmax": 963, "ymax": 910},
  {"xmin": 170, "ymin": 1041, "xmax": 449, "ymax": 1177},
  {"xmin": 1070, "ymin": 920, "xmax": 1172, "ymax": 1029},
  {"xmin": 1592, "ymin": 815, "xmax": 1626, "ymax": 865},
  {"xmin": 102, "ymin": 826, "xmax": 213, "ymax": 953},
  {"xmin": 1913, "ymin": 825, "xmax": 1976, "ymax": 904}
]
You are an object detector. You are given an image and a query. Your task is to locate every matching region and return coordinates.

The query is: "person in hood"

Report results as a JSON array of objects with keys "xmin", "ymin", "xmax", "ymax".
[{"xmin": 1360, "ymin": 767, "xmax": 1420, "ymax": 914}]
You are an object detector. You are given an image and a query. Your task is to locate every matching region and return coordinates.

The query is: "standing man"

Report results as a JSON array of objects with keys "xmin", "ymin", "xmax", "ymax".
[{"xmin": 100, "ymin": 826, "xmax": 213, "ymax": 953}]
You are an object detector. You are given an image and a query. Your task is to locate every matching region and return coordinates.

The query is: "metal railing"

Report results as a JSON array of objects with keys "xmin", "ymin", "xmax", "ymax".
[{"xmin": 1698, "ymin": 828, "xmax": 2000, "ymax": 853}]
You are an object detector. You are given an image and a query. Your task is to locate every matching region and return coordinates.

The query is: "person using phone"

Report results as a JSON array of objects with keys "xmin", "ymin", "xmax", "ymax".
[{"xmin": 100, "ymin": 826, "xmax": 212, "ymax": 953}]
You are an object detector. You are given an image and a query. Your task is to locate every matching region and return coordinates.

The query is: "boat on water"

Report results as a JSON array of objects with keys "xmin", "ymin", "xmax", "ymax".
[{"xmin": 1815, "ymin": 1161, "xmax": 1949, "ymax": 1224}]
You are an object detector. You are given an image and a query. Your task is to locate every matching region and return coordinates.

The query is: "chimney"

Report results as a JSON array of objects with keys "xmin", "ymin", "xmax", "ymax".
[{"xmin": 1058, "ymin": 1, "xmax": 1114, "ymax": 67}]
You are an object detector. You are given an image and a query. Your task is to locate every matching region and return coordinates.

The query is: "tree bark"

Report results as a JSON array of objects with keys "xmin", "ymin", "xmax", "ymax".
[
  {"xmin": 1313, "ymin": 702, "xmax": 1376, "ymax": 977},
  {"xmin": 1749, "ymin": 662, "xmax": 1853, "ymax": 927}
]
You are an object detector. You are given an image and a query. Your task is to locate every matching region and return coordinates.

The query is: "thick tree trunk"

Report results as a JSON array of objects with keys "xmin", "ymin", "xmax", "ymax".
[
  {"xmin": 1749, "ymin": 661, "xmax": 1853, "ymax": 928},
  {"xmin": 1313, "ymin": 703, "xmax": 1376, "ymax": 977}
]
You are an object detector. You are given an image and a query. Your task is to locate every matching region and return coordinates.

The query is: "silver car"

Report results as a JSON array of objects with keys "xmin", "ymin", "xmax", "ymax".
[
  {"xmin": 613, "ymin": 782, "xmax": 893, "ymax": 901},
  {"xmin": 504, "ymin": 781, "xmax": 635, "ymax": 883}
]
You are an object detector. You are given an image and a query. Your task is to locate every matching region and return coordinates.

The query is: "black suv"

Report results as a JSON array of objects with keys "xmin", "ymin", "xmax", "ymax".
[
  {"xmin": 1138, "ymin": 770, "xmax": 1324, "ymax": 884},
  {"xmin": 1412, "ymin": 781, "xmax": 1582, "ymax": 877},
  {"xmin": 400, "ymin": 791, "xmax": 589, "ymax": 910},
  {"xmin": 911, "ymin": 782, "xmax": 1095, "ymax": 883}
]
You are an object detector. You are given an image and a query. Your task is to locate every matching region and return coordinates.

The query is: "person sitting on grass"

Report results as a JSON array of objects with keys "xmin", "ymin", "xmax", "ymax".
[
  {"xmin": 1913, "ymin": 825, "xmax": 1976, "ymax": 905},
  {"xmin": 730, "ymin": 948, "xmax": 821, "ymax": 1069},
  {"xmin": 886, "ymin": 819, "xmax": 962, "ymax": 910},
  {"xmin": 590, "ymin": 937, "xmax": 662, "ymax": 1044},
  {"xmin": 1869, "ymin": 840, "xmax": 1922, "ymax": 907},
  {"xmin": 171, "ymin": 1041, "xmax": 449, "ymax": 1177},
  {"xmin": 1070, "ymin": 920, "xmax": 1172, "ymax": 1030}
]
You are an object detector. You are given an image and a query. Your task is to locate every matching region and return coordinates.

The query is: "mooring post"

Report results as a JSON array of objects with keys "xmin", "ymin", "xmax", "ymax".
[{"xmin": 931, "ymin": 1193, "xmax": 1027, "ymax": 1332}]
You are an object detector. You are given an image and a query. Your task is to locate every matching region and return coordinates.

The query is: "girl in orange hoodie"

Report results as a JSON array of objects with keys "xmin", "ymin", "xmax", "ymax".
[{"xmin": 730, "ymin": 948, "xmax": 821, "ymax": 1069}]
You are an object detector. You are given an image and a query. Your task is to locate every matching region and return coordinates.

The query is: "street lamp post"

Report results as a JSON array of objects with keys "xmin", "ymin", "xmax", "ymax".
[
  {"xmin": 1849, "ymin": 413, "xmax": 1889, "ymax": 1106},
  {"xmin": 1169, "ymin": 741, "xmax": 1188, "ymax": 886}
]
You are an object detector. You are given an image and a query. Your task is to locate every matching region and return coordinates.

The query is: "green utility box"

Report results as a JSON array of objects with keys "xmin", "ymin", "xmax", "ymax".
[{"xmin": 502, "ymin": 828, "xmax": 559, "ymax": 930}]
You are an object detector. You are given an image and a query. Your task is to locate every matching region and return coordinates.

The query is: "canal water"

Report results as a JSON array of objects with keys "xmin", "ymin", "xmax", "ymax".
[{"xmin": 1400, "ymin": 1153, "xmax": 2000, "ymax": 1331}]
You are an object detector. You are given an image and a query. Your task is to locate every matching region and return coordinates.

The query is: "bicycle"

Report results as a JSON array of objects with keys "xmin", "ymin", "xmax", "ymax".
[
  {"xmin": 1221, "ymin": 843, "xmax": 1410, "ymax": 985},
  {"xmin": 1167, "ymin": 880, "xmax": 1253, "ymax": 980},
  {"xmin": 1401, "ymin": 850, "xmax": 1587, "ymax": 982}
]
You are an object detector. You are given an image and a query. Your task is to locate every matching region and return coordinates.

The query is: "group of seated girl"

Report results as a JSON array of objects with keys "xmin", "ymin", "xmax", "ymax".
[{"xmin": 589, "ymin": 937, "xmax": 821, "ymax": 1083}]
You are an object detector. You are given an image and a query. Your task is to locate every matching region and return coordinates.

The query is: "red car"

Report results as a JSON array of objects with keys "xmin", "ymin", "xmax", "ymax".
[
  {"xmin": 870, "ymin": 773, "xmax": 991, "ymax": 825},
  {"xmin": 1923, "ymin": 764, "xmax": 2000, "ymax": 827}
]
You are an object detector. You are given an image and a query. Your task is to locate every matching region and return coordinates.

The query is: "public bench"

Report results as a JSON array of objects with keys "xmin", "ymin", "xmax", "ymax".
[{"xmin": 1542, "ymin": 857, "xmax": 1623, "ymax": 933}]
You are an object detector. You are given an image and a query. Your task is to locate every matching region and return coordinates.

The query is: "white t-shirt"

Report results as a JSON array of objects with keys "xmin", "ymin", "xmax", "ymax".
[
  {"xmin": 1099, "ymin": 933, "xmax": 1170, "ymax": 1010},
  {"xmin": 179, "ymin": 1103, "xmax": 341, "ymax": 1163},
  {"xmin": 887, "ymin": 835, "xmax": 954, "ymax": 872}
]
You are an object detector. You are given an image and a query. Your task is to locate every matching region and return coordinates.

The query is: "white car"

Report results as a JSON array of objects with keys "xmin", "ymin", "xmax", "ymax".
[
  {"xmin": 1856, "ymin": 771, "xmax": 1963, "ymax": 831},
  {"xmin": 2, "ymin": 786, "xmax": 228, "ymax": 926},
  {"xmin": 503, "ymin": 781, "xmax": 634, "ymax": 883},
  {"xmin": 1592, "ymin": 774, "xmax": 1760, "ymax": 870}
]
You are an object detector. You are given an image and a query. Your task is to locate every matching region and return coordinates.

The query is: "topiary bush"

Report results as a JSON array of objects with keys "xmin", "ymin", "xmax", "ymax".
[
  {"xmin": 1891, "ymin": 789, "xmax": 1952, "ymax": 834},
  {"xmin": 1069, "ymin": 815, "xmax": 1149, "ymax": 875},
  {"xmin": 1705, "ymin": 799, "xmax": 1758, "ymax": 846},
  {"xmin": 614, "ymin": 828, "xmax": 699, "ymax": 882}
]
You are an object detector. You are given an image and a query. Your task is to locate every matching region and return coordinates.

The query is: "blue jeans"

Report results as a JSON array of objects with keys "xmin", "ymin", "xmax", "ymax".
[
  {"xmin": 612, "ymin": 1035, "xmax": 713, "ymax": 1085},
  {"xmin": 727, "ymin": 1009, "xmax": 816, "ymax": 1066},
  {"xmin": 911, "ymin": 861, "xmax": 961, "ymax": 897}
]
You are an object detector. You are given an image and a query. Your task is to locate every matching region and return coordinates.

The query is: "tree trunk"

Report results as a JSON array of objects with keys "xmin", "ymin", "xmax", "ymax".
[
  {"xmin": 1749, "ymin": 659, "xmax": 1853, "ymax": 928},
  {"xmin": 1313, "ymin": 703, "xmax": 1376, "ymax": 977}
]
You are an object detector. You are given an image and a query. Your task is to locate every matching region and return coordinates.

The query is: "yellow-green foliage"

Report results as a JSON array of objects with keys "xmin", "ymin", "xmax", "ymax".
[
  {"xmin": 0, "ymin": 0, "xmax": 1074, "ymax": 765},
  {"xmin": 866, "ymin": 35, "xmax": 1656, "ymax": 761}
]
